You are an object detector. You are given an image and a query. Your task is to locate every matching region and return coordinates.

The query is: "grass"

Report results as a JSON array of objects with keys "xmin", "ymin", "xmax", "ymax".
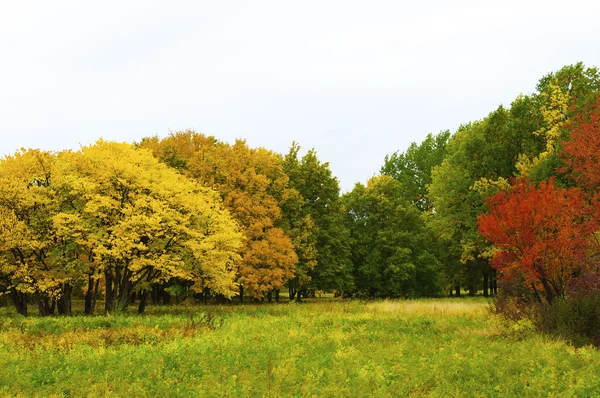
[{"xmin": 0, "ymin": 298, "xmax": 599, "ymax": 397}]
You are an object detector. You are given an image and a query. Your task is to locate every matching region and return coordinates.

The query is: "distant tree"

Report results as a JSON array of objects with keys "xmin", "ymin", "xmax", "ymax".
[
  {"xmin": 343, "ymin": 176, "xmax": 443, "ymax": 297},
  {"xmin": 381, "ymin": 130, "xmax": 450, "ymax": 212},
  {"xmin": 282, "ymin": 143, "xmax": 353, "ymax": 296},
  {"xmin": 536, "ymin": 62, "xmax": 600, "ymax": 114},
  {"xmin": 278, "ymin": 186, "xmax": 318, "ymax": 302}
]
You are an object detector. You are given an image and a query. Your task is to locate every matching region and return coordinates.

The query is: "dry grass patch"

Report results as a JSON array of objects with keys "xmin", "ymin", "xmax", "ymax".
[{"xmin": 365, "ymin": 298, "xmax": 488, "ymax": 317}]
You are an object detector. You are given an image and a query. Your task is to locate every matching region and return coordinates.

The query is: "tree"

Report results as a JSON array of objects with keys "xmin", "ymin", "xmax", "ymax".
[
  {"xmin": 0, "ymin": 149, "xmax": 65, "ymax": 315},
  {"xmin": 560, "ymin": 97, "xmax": 600, "ymax": 193},
  {"xmin": 478, "ymin": 178, "xmax": 592, "ymax": 303},
  {"xmin": 0, "ymin": 141, "xmax": 243, "ymax": 316},
  {"xmin": 427, "ymin": 94, "xmax": 547, "ymax": 296},
  {"xmin": 521, "ymin": 63, "xmax": 600, "ymax": 183},
  {"xmin": 140, "ymin": 132, "xmax": 298, "ymax": 301},
  {"xmin": 52, "ymin": 141, "xmax": 243, "ymax": 313},
  {"xmin": 343, "ymin": 176, "xmax": 443, "ymax": 297},
  {"xmin": 282, "ymin": 143, "xmax": 353, "ymax": 295},
  {"xmin": 536, "ymin": 62, "xmax": 600, "ymax": 115},
  {"xmin": 381, "ymin": 130, "xmax": 450, "ymax": 212},
  {"xmin": 278, "ymin": 186, "xmax": 318, "ymax": 301}
]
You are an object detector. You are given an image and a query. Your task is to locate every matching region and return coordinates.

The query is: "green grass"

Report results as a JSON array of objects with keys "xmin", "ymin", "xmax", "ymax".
[{"xmin": 1, "ymin": 298, "xmax": 599, "ymax": 397}]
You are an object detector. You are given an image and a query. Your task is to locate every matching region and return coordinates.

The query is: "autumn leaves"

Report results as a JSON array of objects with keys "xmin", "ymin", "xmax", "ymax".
[
  {"xmin": 0, "ymin": 132, "xmax": 347, "ymax": 315},
  {"xmin": 0, "ymin": 141, "xmax": 244, "ymax": 315},
  {"xmin": 478, "ymin": 96, "xmax": 600, "ymax": 304}
]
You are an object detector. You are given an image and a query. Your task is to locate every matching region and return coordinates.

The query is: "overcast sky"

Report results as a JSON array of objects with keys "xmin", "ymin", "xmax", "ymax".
[{"xmin": 2, "ymin": 1, "xmax": 600, "ymax": 191}]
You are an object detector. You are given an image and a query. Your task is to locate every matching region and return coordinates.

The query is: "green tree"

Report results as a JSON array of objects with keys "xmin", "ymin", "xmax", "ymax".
[
  {"xmin": 381, "ymin": 130, "xmax": 451, "ymax": 212},
  {"xmin": 278, "ymin": 186, "xmax": 318, "ymax": 301},
  {"xmin": 283, "ymin": 143, "xmax": 353, "ymax": 296},
  {"xmin": 522, "ymin": 63, "xmax": 600, "ymax": 183},
  {"xmin": 428, "ymin": 100, "xmax": 545, "ymax": 296},
  {"xmin": 343, "ymin": 175, "xmax": 443, "ymax": 297}
]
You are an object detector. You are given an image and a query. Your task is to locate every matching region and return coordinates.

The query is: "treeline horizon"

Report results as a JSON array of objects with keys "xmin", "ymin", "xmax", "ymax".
[{"xmin": 2, "ymin": 61, "xmax": 599, "ymax": 317}]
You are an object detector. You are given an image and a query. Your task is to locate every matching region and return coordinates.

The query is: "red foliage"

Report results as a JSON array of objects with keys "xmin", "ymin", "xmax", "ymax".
[
  {"xmin": 478, "ymin": 178, "xmax": 593, "ymax": 303},
  {"xmin": 561, "ymin": 97, "xmax": 600, "ymax": 192}
]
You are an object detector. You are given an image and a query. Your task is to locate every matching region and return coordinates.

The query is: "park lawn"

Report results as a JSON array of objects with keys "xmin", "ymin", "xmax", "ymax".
[{"xmin": 0, "ymin": 298, "xmax": 599, "ymax": 397}]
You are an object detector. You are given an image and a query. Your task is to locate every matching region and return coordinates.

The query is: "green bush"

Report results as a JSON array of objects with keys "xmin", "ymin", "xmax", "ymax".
[
  {"xmin": 538, "ymin": 294, "xmax": 600, "ymax": 347},
  {"xmin": 491, "ymin": 290, "xmax": 600, "ymax": 347}
]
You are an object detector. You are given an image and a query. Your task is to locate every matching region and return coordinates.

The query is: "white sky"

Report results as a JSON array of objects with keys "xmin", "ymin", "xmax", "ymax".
[{"xmin": 2, "ymin": 0, "xmax": 600, "ymax": 191}]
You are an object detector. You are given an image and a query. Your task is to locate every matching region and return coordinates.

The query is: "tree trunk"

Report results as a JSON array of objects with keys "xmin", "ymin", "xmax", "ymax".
[
  {"xmin": 239, "ymin": 285, "xmax": 244, "ymax": 304},
  {"xmin": 37, "ymin": 296, "xmax": 55, "ymax": 316},
  {"xmin": 10, "ymin": 289, "xmax": 27, "ymax": 316},
  {"xmin": 267, "ymin": 291, "xmax": 273, "ymax": 303},
  {"xmin": 151, "ymin": 283, "xmax": 159, "ymax": 305},
  {"xmin": 137, "ymin": 290, "xmax": 149, "ymax": 314},
  {"xmin": 483, "ymin": 272, "xmax": 489, "ymax": 298},
  {"xmin": 117, "ymin": 274, "xmax": 132, "ymax": 311},
  {"xmin": 57, "ymin": 283, "xmax": 73, "ymax": 316},
  {"xmin": 540, "ymin": 278, "xmax": 555, "ymax": 304},
  {"xmin": 275, "ymin": 289, "xmax": 280, "ymax": 303},
  {"xmin": 455, "ymin": 282, "xmax": 461, "ymax": 297},
  {"xmin": 468, "ymin": 282, "xmax": 476, "ymax": 297},
  {"xmin": 105, "ymin": 267, "xmax": 138, "ymax": 313},
  {"xmin": 105, "ymin": 270, "xmax": 115, "ymax": 314},
  {"xmin": 531, "ymin": 283, "xmax": 542, "ymax": 304},
  {"xmin": 84, "ymin": 274, "xmax": 97, "ymax": 315}
]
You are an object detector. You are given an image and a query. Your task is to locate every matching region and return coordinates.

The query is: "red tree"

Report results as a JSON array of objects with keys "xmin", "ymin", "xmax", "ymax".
[
  {"xmin": 478, "ymin": 178, "xmax": 592, "ymax": 303},
  {"xmin": 560, "ymin": 97, "xmax": 600, "ymax": 192}
]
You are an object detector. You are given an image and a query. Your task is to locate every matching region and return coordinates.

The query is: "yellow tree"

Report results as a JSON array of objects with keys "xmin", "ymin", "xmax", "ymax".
[
  {"xmin": 51, "ymin": 140, "xmax": 243, "ymax": 313},
  {"xmin": 140, "ymin": 131, "xmax": 298, "ymax": 301},
  {"xmin": 0, "ymin": 149, "xmax": 71, "ymax": 315}
]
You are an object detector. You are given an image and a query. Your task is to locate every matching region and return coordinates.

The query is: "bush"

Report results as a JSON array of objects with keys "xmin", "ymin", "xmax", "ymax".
[
  {"xmin": 489, "ymin": 290, "xmax": 540, "ymax": 324},
  {"xmin": 164, "ymin": 284, "xmax": 191, "ymax": 304},
  {"xmin": 491, "ymin": 288, "xmax": 600, "ymax": 347},
  {"xmin": 538, "ymin": 294, "xmax": 600, "ymax": 347}
]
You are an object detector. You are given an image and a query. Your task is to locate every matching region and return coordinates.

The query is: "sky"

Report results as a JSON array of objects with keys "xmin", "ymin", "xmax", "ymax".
[{"xmin": 1, "ymin": 1, "xmax": 600, "ymax": 192}]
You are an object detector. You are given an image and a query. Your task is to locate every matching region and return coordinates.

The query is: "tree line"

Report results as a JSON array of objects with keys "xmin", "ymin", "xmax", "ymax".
[{"xmin": 1, "ymin": 62, "xmax": 599, "ymax": 316}]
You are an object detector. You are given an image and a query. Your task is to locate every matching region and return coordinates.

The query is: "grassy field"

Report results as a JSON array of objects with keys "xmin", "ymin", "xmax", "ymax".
[{"xmin": 1, "ymin": 298, "xmax": 599, "ymax": 397}]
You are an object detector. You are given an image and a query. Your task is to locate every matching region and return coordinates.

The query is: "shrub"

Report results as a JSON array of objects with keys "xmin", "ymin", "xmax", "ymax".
[
  {"xmin": 491, "ymin": 285, "xmax": 600, "ymax": 347},
  {"xmin": 537, "ymin": 293, "xmax": 600, "ymax": 347}
]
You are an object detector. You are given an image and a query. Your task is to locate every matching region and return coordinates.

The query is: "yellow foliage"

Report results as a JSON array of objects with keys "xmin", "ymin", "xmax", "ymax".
[
  {"xmin": 0, "ymin": 141, "xmax": 244, "ymax": 307},
  {"xmin": 140, "ymin": 131, "xmax": 299, "ymax": 299},
  {"xmin": 470, "ymin": 177, "xmax": 511, "ymax": 199},
  {"xmin": 0, "ymin": 149, "xmax": 63, "ymax": 298},
  {"xmin": 517, "ymin": 81, "xmax": 569, "ymax": 177},
  {"xmin": 533, "ymin": 81, "xmax": 569, "ymax": 154}
]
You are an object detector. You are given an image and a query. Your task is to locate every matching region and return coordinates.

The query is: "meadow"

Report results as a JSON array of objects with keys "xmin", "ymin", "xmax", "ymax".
[{"xmin": 1, "ymin": 298, "xmax": 599, "ymax": 397}]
